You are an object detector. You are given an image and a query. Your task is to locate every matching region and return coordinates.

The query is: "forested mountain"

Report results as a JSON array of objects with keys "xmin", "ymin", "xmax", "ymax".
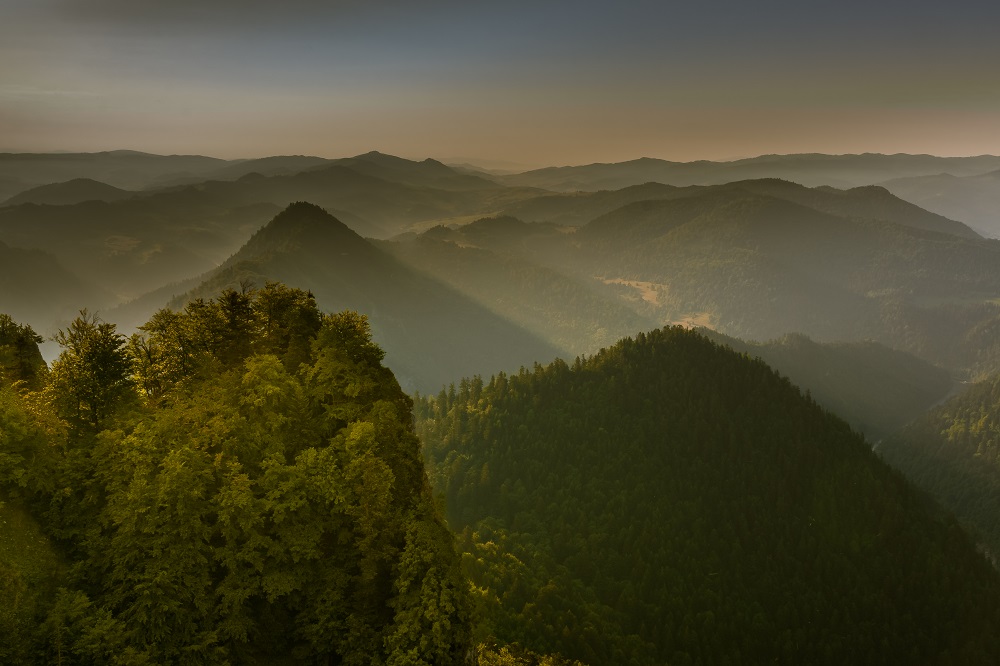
[
  {"xmin": 416, "ymin": 328, "xmax": 1000, "ymax": 664},
  {"xmin": 0, "ymin": 288, "xmax": 472, "ymax": 663},
  {"xmin": 700, "ymin": 330, "xmax": 954, "ymax": 440},
  {"xmin": 882, "ymin": 169, "xmax": 1000, "ymax": 238},
  {"xmin": 500, "ymin": 153, "xmax": 1000, "ymax": 192},
  {"xmin": 172, "ymin": 202, "xmax": 563, "ymax": 392},
  {"xmin": 2, "ymin": 178, "xmax": 135, "ymax": 206},
  {"xmin": 879, "ymin": 376, "xmax": 1000, "ymax": 558}
]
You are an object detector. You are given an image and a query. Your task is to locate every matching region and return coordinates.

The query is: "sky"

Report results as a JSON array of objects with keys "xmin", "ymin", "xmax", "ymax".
[{"xmin": 2, "ymin": 0, "xmax": 999, "ymax": 167}]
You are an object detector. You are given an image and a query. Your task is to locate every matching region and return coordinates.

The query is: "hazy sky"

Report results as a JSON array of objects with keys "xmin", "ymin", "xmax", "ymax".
[{"xmin": 2, "ymin": 0, "xmax": 999, "ymax": 166}]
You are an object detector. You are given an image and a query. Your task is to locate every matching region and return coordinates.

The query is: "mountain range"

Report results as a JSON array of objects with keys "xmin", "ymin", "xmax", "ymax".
[{"xmin": 5, "ymin": 148, "xmax": 1000, "ymax": 663}]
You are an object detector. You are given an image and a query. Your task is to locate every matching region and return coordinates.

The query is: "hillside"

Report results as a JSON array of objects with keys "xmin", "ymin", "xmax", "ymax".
[
  {"xmin": 2, "ymin": 178, "xmax": 135, "ymax": 206},
  {"xmin": 701, "ymin": 331, "xmax": 954, "ymax": 440},
  {"xmin": 880, "ymin": 376, "xmax": 1000, "ymax": 557},
  {"xmin": 382, "ymin": 224, "xmax": 656, "ymax": 356},
  {"xmin": 551, "ymin": 191, "xmax": 1000, "ymax": 373},
  {"xmin": 499, "ymin": 178, "xmax": 979, "ymax": 239},
  {"xmin": 882, "ymin": 169, "xmax": 1000, "ymax": 239},
  {"xmin": 0, "ymin": 151, "xmax": 230, "ymax": 201},
  {"xmin": 172, "ymin": 202, "xmax": 564, "ymax": 392},
  {"xmin": 0, "ymin": 241, "xmax": 112, "ymax": 334},
  {"xmin": 417, "ymin": 327, "xmax": 1000, "ymax": 664}
]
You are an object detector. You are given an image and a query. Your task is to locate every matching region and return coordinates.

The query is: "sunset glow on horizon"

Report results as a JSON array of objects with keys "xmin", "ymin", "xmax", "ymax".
[{"xmin": 3, "ymin": 0, "xmax": 999, "ymax": 165}]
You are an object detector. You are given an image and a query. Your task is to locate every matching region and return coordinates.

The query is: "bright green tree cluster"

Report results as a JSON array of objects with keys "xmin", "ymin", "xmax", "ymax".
[{"xmin": 0, "ymin": 284, "xmax": 471, "ymax": 664}]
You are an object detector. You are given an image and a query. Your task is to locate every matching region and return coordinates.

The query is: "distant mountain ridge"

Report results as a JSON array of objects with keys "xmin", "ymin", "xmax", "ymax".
[{"xmin": 500, "ymin": 152, "xmax": 1000, "ymax": 191}]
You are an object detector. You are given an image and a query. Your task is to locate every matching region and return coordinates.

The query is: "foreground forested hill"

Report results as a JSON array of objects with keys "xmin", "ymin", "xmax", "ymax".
[
  {"xmin": 0, "ymin": 287, "xmax": 471, "ymax": 663},
  {"xmin": 416, "ymin": 328, "xmax": 1000, "ymax": 665}
]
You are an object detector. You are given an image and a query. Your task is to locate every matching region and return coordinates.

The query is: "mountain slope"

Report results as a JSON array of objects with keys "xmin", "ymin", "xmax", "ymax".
[
  {"xmin": 0, "ymin": 241, "xmax": 112, "ymax": 332},
  {"xmin": 332, "ymin": 151, "xmax": 504, "ymax": 191},
  {"xmin": 0, "ymin": 150, "xmax": 230, "ymax": 201},
  {"xmin": 2, "ymin": 178, "xmax": 135, "ymax": 206},
  {"xmin": 500, "ymin": 178, "xmax": 980, "ymax": 238},
  {"xmin": 544, "ymin": 191, "xmax": 1000, "ymax": 372},
  {"xmin": 417, "ymin": 327, "xmax": 1000, "ymax": 664},
  {"xmin": 700, "ymin": 330, "xmax": 954, "ymax": 440},
  {"xmin": 382, "ymin": 225, "xmax": 656, "ymax": 355},
  {"xmin": 0, "ymin": 198, "xmax": 278, "ymax": 301},
  {"xmin": 174, "ymin": 202, "xmax": 564, "ymax": 391},
  {"xmin": 880, "ymin": 376, "xmax": 1000, "ymax": 557},
  {"xmin": 882, "ymin": 169, "xmax": 1000, "ymax": 239}
]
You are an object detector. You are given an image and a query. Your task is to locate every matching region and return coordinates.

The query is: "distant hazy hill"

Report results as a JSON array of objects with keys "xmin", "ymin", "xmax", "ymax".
[
  {"xmin": 195, "ymin": 155, "xmax": 333, "ymax": 183},
  {"xmin": 501, "ymin": 178, "xmax": 980, "ymax": 239},
  {"xmin": 501, "ymin": 153, "xmax": 1000, "ymax": 191},
  {"xmin": 0, "ymin": 150, "xmax": 230, "ymax": 201},
  {"xmin": 330, "ymin": 152, "xmax": 503, "ymax": 191},
  {"xmin": 501, "ymin": 182, "xmax": 681, "ymax": 226},
  {"xmin": 173, "ymin": 202, "xmax": 563, "ymax": 391},
  {"xmin": 569, "ymin": 192, "xmax": 1000, "ymax": 370},
  {"xmin": 0, "ymin": 197, "xmax": 279, "ymax": 301},
  {"xmin": 0, "ymin": 240, "xmax": 112, "ymax": 333},
  {"xmin": 0, "ymin": 153, "xmax": 547, "ymax": 311},
  {"xmin": 144, "ymin": 154, "xmax": 543, "ymax": 238},
  {"xmin": 418, "ymin": 327, "xmax": 1000, "ymax": 664},
  {"xmin": 880, "ymin": 376, "xmax": 1000, "ymax": 558},
  {"xmin": 2, "ymin": 178, "xmax": 135, "ymax": 206},
  {"xmin": 701, "ymin": 330, "xmax": 954, "ymax": 440},
  {"xmin": 381, "ymin": 181, "xmax": 1000, "ymax": 377},
  {"xmin": 882, "ymin": 169, "xmax": 1000, "ymax": 238},
  {"xmin": 722, "ymin": 179, "xmax": 980, "ymax": 239}
]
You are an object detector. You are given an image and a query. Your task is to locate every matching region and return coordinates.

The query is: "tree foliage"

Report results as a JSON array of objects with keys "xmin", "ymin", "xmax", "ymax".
[{"xmin": 0, "ymin": 285, "xmax": 472, "ymax": 663}]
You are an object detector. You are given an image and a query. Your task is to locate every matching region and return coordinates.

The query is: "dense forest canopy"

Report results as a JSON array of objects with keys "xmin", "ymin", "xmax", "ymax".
[
  {"xmin": 417, "ymin": 328, "xmax": 1000, "ymax": 665},
  {"xmin": 880, "ymin": 376, "xmax": 1000, "ymax": 559},
  {"xmin": 0, "ymin": 285, "xmax": 472, "ymax": 664}
]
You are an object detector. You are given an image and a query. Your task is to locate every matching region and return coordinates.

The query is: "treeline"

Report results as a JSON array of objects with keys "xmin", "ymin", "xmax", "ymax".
[
  {"xmin": 0, "ymin": 285, "xmax": 471, "ymax": 664},
  {"xmin": 416, "ymin": 328, "xmax": 1000, "ymax": 665}
]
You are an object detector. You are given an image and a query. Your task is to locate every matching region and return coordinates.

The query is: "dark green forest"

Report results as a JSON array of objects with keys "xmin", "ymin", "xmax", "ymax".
[
  {"xmin": 880, "ymin": 376, "xmax": 1000, "ymax": 558},
  {"xmin": 416, "ymin": 329, "xmax": 1000, "ymax": 665},
  {"xmin": 0, "ymin": 286, "xmax": 471, "ymax": 664}
]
